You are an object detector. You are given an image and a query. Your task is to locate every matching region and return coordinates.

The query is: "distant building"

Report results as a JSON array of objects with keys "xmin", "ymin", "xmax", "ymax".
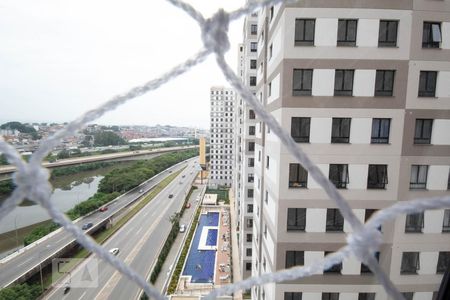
[{"xmin": 209, "ymin": 87, "xmax": 235, "ymax": 188}]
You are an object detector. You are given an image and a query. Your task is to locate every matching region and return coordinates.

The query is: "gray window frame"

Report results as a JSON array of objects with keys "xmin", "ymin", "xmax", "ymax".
[
  {"xmin": 291, "ymin": 117, "xmax": 311, "ymax": 143},
  {"xmin": 295, "ymin": 19, "xmax": 315, "ymax": 46},
  {"xmin": 289, "ymin": 163, "xmax": 308, "ymax": 188},
  {"xmin": 334, "ymin": 70, "xmax": 354, "ymax": 96},
  {"xmin": 418, "ymin": 71, "xmax": 437, "ymax": 97},
  {"xmin": 337, "ymin": 19, "xmax": 358, "ymax": 46},
  {"xmin": 378, "ymin": 20, "xmax": 398, "ymax": 47},
  {"xmin": 375, "ymin": 70, "xmax": 395, "ymax": 96},
  {"xmin": 293, "ymin": 69, "xmax": 313, "ymax": 96},
  {"xmin": 287, "ymin": 208, "xmax": 306, "ymax": 231},
  {"xmin": 414, "ymin": 119, "xmax": 433, "ymax": 144}
]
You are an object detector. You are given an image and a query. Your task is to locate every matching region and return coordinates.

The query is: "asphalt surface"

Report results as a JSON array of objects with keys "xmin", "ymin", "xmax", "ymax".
[
  {"xmin": 0, "ymin": 157, "xmax": 198, "ymax": 289},
  {"xmin": 43, "ymin": 158, "xmax": 200, "ymax": 300}
]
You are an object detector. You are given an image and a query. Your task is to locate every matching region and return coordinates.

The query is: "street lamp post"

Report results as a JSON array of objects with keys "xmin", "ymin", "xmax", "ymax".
[
  {"xmin": 14, "ymin": 214, "xmax": 19, "ymax": 250},
  {"xmin": 38, "ymin": 244, "xmax": 51, "ymax": 293}
]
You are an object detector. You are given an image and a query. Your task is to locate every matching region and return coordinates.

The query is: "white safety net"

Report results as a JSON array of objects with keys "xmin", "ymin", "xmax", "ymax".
[{"xmin": 0, "ymin": 0, "xmax": 449, "ymax": 299}]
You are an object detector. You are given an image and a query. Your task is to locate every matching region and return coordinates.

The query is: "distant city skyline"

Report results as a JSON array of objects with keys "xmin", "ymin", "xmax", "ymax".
[{"xmin": 0, "ymin": 0, "xmax": 244, "ymax": 129}]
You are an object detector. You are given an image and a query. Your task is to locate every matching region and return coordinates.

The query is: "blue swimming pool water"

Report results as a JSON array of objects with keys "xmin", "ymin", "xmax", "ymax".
[
  {"xmin": 206, "ymin": 229, "xmax": 218, "ymax": 246},
  {"xmin": 182, "ymin": 212, "xmax": 220, "ymax": 283}
]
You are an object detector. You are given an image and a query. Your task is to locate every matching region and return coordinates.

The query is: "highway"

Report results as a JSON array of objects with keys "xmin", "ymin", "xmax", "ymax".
[
  {"xmin": 0, "ymin": 145, "xmax": 197, "ymax": 176},
  {"xmin": 0, "ymin": 157, "xmax": 198, "ymax": 289},
  {"xmin": 43, "ymin": 158, "xmax": 200, "ymax": 300}
]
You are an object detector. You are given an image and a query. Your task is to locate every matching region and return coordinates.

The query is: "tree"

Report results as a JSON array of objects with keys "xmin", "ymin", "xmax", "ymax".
[{"xmin": 0, "ymin": 121, "xmax": 36, "ymax": 133}]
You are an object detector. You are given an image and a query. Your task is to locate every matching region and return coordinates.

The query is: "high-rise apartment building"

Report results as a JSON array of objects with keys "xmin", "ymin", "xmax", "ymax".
[
  {"xmin": 234, "ymin": 10, "xmax": 259, "ymax": 281},
  {"xmin": 209, "ymin": 86, "xmax": 235, "ymax": 188},
  {"xmin": 235, "ymin": 1, "xmax": 450, "ymax": 299}
]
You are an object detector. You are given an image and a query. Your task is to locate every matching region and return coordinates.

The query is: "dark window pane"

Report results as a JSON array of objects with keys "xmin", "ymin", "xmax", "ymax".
[
  {"xmin": 401, "ymin": 252, "xmax": 420, "ymax": 274},
  {"xmin": 331, "ymin": 118, "xmax": 351, "ymax": 143},
  {"xmin": 337, "ymin": 19, "xmax": 357, "ymax": 46},
  {"xmin": 375, "ymin": 70, "xmax": 395, "ymax": 96},
  {"xmin": 329, "ymin": 164, "xmax": 349, "ymax": 188},
  {"xmin": 293, "ymin": 69, "xmax": 313, "ymax": 96},
  {"xmin": 405, "ymin": 212, "xmax": 424, "ymax": 233},
  {"xmin": 367, "ymin": 165, "xmax": 388, "ymax": 189},
  {"xmin": 443, "ymin": 210, "xmax": 450, "ymax": 232},
  {"xmin": 379, "ymin": 20, "xmax": 398, "ymax": 47},
  {"xmin": 334, "ymin": 70, "xmax": 354, "ymax": 96},
  {"xmin": 409, "ymin": 165, "xmax": 428, "ymax": 189},
  {"xmin": 326, "ymin": 209, "xmax": 344, "ymax": 232},
  {"xmin": 287, "ymin": 208, "xmax": 306, "ymax": 231},
  {"xmin": 414, "ymin": 119, "xmax": 433, "ymax": 144},
  {"xmin": 418, "ymin": 71, "xmax": 437, "ymax": 97},
  {"xmin": 437, "ymin": 252, "xmax": 450, "ymax": 273},
  {"xmin": 423, "ymin": 22, "xmax": 441, "ymax": 48},
  {"xmin": 286, "ymin": 251, "xmax": 304, "ymax": 268},
  {"xmin": 285, "ymin": 292, "xmax": 302, "ymax": 300},
  {"xmin": 289, "ymin": 163, "xmax": 308, "ymax": 188},
  {"xmin": 291, "ymin": 117, "xmax": 311, "ymax": 142},
  {"xmin": 371, "ymin": 118, "xmax": 391, "ymax": 144}
]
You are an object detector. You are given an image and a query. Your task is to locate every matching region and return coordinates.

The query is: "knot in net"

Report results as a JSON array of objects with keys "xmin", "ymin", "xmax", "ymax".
[{"xmin": 201, "ymin": 9, "xmax": 230, "ymax": 55}]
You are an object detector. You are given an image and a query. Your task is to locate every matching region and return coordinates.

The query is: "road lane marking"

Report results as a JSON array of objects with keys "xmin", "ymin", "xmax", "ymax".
[
  {"xmin": 78, "ymin": 291, "xmax": 87, "ymax": 300},
  {"xmin": 135, "ymin": 228, "xmax": 142, "ymax": 236},
  {"xmin": 17, "ymin": 257, "xmax": 33, "ymax": 267},
  {"xmin": 95, "ymin": 198, "xmax": 173, "ymax": 299}
]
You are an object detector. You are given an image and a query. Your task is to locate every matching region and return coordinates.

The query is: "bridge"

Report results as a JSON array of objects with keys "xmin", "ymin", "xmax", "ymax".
[{"xmin": 0, "ymin": 145, "xmax": 198, "ymax": 181}]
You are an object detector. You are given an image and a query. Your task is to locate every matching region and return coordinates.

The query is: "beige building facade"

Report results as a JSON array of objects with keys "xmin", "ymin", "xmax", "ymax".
[{"xmin": 234, "ymin": 1, "xmax": 450, "ymax": 300}]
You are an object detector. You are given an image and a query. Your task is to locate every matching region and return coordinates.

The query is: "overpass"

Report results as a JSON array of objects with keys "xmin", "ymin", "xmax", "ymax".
[{"xmin": 0, "ymin": 145, "xmax": 198, "ymax": 181}]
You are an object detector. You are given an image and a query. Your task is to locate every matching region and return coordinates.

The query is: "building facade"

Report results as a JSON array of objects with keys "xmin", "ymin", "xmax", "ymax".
[
  {"xmin": 237, "ymin": 1, "xmax": 450, "ymax": 300},
  {"xmin": 234, "ymin": 10, "xmax": 259, "ymax": 281},
  {"xmin": 209, "ymin": 86, "xmax": 235, "ymax": 188}
]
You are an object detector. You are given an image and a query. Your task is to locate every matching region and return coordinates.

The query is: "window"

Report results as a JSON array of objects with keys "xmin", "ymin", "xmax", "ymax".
[
  {"xmin": 268, "ymin": 82, "xmax": 272, "ymax": 97},
  {"xmin": 361, "ymin": 252, "xmax": 380, "ymax": 274},
  {"xmin": 365, "ymin": 209, "xmax": 381, "ymax": 231},
  {"xmin": 367, "ymin": 165, "xmax": 388, "ymax": 189},
  {"xmin": 249, "ymin": 109, "xmax": 255, "ymax": 119},
  {"xmin": 246, "ymin": 233, "xmax": 252, "ymax": 242},
  {"xmin": 285, "ymin": 292, "xmax": 302, "ymax": 300},
  {"xmin": 269, "ymin": 6, "xmax": 274, "ymax": 21},
  {"xmin": 402, "ymin": 293, "xmax": 414, "ymax": 300},
  {"xmin": 250, "ymin": 24, "xmax": 257, "ymax": 35},
  {"xmin": 247, "ymin": 204, "xmax": 253, "ymax": 213},
  {"xmin": 375, "ymin": 70, "xmax": 395, "ymax": 96},
  {"xmin": 285, "ymin": 251, "xmax": 304, "ymax": 268},
  {"xmin": 250, "ymin": 76, "xmax": 256, "ymax": 86},
  {"xmin": 247, "ymin": 188, "xmax": 254, "ymax": 198},
  {"xmin": 410, "ymin": 165, "xmax": 428, "ymax": 189},
  {"xmin": 334, "ymin": 70, "xmax": 354, "ymax": 96},
  {"xmin": 248, "ymin": 158, "xmax": 254, "ymax": 167},
  {"xmin": 295, "ymin": 19, "xmax": 315, "ymax": 46},
  {"xmin": 249, "ymin": 126, "xmax": 255, "ymax": 136},
  {"xmin": 266, "ymin": 156, "xmax": 270, "ymax": 169},
  {"xmin": 423, "ymin": 22, "xmax": 441, "ymax": 48},
  {"xmin": 265, "ymin": 190, "xmax": 268, "ymax": 204},
  {"xmin": 418, "ymin": 71, "xmax": 437, "ymax": 97},
  {"xmin": 291, "ymin": 117, "xmax": 311, "ymax": 143},
  {"xmin": 414, "ymin": 119, "xmax": 433, "ymax": 144},
  {"xmin": 246, "ymin": 248, "xmax": 252, "ymax": 257},
  {"xmin": 443, "ymin": 210, "xmax": 450, "ymax": 232},
  {"xmin": 292, "ymin": 69, "xmax": 313, "ymax": 96},
  {"xmin": 326, "ymin": 209, "xmax": 344, "ymax": 232},
  {"xmin": 250, "ymin": 59, "xmax": 257, "ymax": 69},
  {"xmin": 248, "ymin": 141, "xmax": 255, "ymax": 152},
  {"xmin": 287, "ymin": 208, "xmax": 306, "ymax": 231},
  {"xmin": 268, "ymin": 44, "xmax": 273, "ymax": 60},
  {"xmin": 329, "ymin": 164, "xmax": 349, "ymax": 189},
  {"xmin": 289, "ymin": 163, "xmax": 308, "ymax": 188},
  {"xmin": 331, "ymin": 118, "xmax": 351, "ymax": 143},
  {"xmin": 322, "ymin": 293, "xmax": 339, "ymax": 300},
  {"xmin": 358, "ymin": 294, "xmax": 375, "ymax": 300},
  {"xmin": 245, "ymin": 262, "xmax": 252, "ymax": 271},
  {"xmin": 324, "ymin": 251, "xmax": 342, "ymax": 273},
  {"xmin": 437, "ymin": 252, "xmax": 450, "ymax": 273},
  {"xmin": 246, "ymin": 218, "xmax": 253, "ymax": 228},
  {"xmin": 401, "ymin": 252, "xmax": 420, "ymax": 274},
  {"xmin": 250, "ymin": 42, "xmax": 257, "ymax": 52},
  {"xmin": 337, "ymin": 19, "xmax": 357, "ymax": 46},
  {"xmin": 371, "ymin": 118, "xmax": 390, "ymax": 144},
  {"xmin": 378, "ymin": 20, "xmax": 398, "ymax": 47},
  {"xmin": 248, "ymin": 173, "xmax": 254, "ymax": 183}
]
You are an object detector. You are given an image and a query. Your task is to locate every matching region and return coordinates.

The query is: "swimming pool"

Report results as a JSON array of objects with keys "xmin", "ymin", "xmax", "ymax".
[{"xmin": 182, "ymin": 212, "xmax": 219, "ymax": 283}]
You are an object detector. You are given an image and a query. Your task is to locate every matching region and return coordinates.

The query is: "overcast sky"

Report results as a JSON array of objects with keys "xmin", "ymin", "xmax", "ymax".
[{"xmin": 0, "ymin": 0, "xmax": 245, "ymax": 129}]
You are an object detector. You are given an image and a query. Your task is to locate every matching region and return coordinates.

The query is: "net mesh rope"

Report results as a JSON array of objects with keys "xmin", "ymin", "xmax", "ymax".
[{"xmin": 0, "ymin": 0, "xmax": 449, "ymax": 299}]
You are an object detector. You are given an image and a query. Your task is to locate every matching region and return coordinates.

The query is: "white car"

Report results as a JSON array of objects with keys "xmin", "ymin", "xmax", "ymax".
[
  {"xmin": 179, "ymin": 224, "xmax": 186, "ymax": 233},
  {"xmin": 109, "ymin": 248, "xmax": 120, "ymax": 256}
]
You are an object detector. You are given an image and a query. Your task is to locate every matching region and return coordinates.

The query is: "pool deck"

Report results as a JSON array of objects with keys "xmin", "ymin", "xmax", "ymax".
[{"xmin": 214, "ymin": 207, "xmax": 232, "ymax": 285}]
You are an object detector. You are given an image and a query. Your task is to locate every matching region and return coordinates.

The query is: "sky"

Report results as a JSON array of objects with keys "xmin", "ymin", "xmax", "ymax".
[{"xmin": 0, "ymin": 0, "xmax": 245, "ymax": 129}]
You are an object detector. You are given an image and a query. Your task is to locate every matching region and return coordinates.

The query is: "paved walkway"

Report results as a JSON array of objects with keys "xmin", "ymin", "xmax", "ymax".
[
  {"xmin": 153, "ymin": 183, "xmax": 206, "ymax": 294},
  {"xmin": 229, "ymin": 188, "xmax": 243, "ymax": 300},
  {"xmin": 214, "ymin": 207, "xmax": 232, "ymax": 285}
]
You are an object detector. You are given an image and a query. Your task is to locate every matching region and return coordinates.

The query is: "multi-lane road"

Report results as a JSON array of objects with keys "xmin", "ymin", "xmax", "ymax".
[
  {"xmin": 43, "ymin": 158, "xmax": 200, "ymax": 300},
  {"xmin": 0, "ymin": 157, "xmax": 199, "ymax": 291}
]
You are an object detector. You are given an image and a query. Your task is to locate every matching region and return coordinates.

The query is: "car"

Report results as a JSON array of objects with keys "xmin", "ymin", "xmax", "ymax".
[
  {"xmin": 99, "ymin": 207, "xmax": 108, "ymax": 212},
  {"xmin": 186, "ymin": 203, "xmax": 191, "ymax": 208},
  {"xmin": 139, "ymin": 189, "xmax": 143, "ymax": 193},
  {"xmin": 182, "ymin": 175, "xmax": 185, "ymax": 178},
  {"xmin": 82, "ymin": 222, "xmax": 93, "ymax": 230},
  {"xmin": 179, "ymin": 224, "xmax": 186, "ymax": 232},
  {"xmin": 168, "ymin": 194, "xmax": 174, "ymax": 198},
  {"xmin": 109, "ymin": 248, "xmax": 120, "ymax": 256}
]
